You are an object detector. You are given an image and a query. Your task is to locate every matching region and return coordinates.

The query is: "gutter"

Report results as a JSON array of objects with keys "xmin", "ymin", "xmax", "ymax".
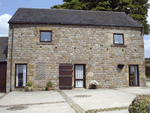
[
  {"xmin": 142, "ymin": 27, "xmax": 144, "ymax": 36},
  {"xmin": 8, "ymin": 22, "xmax": 144, "ymax": 28},
  {"xmin": 10, "ymin": 23, "xmax": 14, "ymax": 92}
]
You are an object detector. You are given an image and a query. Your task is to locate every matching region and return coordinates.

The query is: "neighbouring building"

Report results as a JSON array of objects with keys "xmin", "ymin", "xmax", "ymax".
[
  {"xmin": 0, "ymin": 37, "xmax": 8, "ymax": 92},
  {"xmin": 5, "ymin": 8, "xmax": 146, "ymax": 92}
]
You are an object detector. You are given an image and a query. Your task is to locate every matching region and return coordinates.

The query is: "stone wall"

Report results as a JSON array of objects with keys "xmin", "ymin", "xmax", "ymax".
[{"xmin": 6, "ymin": 24, "xmax": 146, "ymax": 92}]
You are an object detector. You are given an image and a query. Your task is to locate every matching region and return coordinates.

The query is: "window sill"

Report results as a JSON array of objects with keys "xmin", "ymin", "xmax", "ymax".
[
  {"xmin": 15, "ymin": 87, "xmax": 25, "ymax": 88},
  {"xmin": 36, "ymin": 42, "xmax": 54, "ymax": 45},
  {"xmin": 111, "ymin": 44, "xmax": 127, "ymax": 47}
]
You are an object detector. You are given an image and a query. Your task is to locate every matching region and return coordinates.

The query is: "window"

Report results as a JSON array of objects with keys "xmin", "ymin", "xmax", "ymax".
[
  {"xmin": 129, "ymin": 65, "xmax": 139, "ymax": 86},
  {"xmin": 40, "ymin": 31, "xmax": 52, "ymax": 42},
  {"xmin": 113, "ymin": 34, "xmax": 124, "ymax": 45},
  {"xmin": 15, "ymin": 64, "xmax": 27, "ymax": 88}
]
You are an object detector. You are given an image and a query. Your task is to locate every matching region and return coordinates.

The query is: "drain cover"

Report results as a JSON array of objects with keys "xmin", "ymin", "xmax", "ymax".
[
  {"xmin": 7, "ymin": 106, "xmax": 28, "ymax": 111},
  {"xmin": 74, "ymin": 95, "xmax": 91, "ymax": 98}
]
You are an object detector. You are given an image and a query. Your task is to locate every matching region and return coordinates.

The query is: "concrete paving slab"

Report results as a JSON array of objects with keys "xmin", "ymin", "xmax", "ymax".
[
  {"xmin": 146, "ymin": 82, "xmax": 150, "ymax": 87},
  {"xmin": 99, "ymin": 109, "xmax": 128, "ymax": 113},
  {"xmin": 0, "ymin": 103, "xmax": 75, "ymax": 113},
  {"xmin": 0, "ymin": 93, "xmax": 5, "ymax": 97},
  {"xmin": 116, "ymin": 87, "xmax": 150, "ymax": 95},
  {"xmin": 0, "ymin": 91, "xmax": 65, "ymax": 105},
  {"xmin": 63, "ymin": 89, "xmax": 135, "ymax": 111}
]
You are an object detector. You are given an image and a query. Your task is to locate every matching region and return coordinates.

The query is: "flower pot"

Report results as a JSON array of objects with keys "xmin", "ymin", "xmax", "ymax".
[
  {"xmin": 27, "ymin": 87, "xmax": 32, "ymax": 91},
  {"xmin": 91, "ymin": 85, "xmax": 97, "ymax": 89},
  {"xmin": 47, "ymin": 87, "xmax": 52, "ymax": 91}
]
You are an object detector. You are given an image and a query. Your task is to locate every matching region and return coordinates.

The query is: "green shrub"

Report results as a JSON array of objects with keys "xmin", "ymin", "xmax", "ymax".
[
  {"xmin": 25, "ymin": 86, "xmax": 29, "ymax": 91},
  {"xmin": 31, "ymin": 86, "xmax": 33, "ymax": 91},
  {"xmin": 45, "ymin": 87, "xmax": 47, "ymax": 91},
  {"xmin": 26, "ymin": 82, "xmax": 32, "ymax": 87},
  {"xmin": 129, "ymin": 94, "xmax": 150, "ymax": 113},
  {"xmin": 46, "ymin": 81, "xmax": 53, "ymax": 87}
]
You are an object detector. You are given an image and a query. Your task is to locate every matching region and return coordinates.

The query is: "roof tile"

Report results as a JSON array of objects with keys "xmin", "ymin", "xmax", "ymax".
[{"xmin": 8, "ymin": 8, "xmax": 143, "ymax": 28}]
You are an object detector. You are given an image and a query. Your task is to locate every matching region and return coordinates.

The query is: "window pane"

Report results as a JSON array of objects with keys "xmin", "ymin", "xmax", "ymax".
[
  {"xmin": 41, "ymin": 32, "xmax": 51, "ymax": 41},
  {"xmin": 130, "ymin": 66, "xmax": 134, "ymax": 75},
  {"xmin": 16, "ymin": 65, "xmax": 27, "ymax": 87},
  {"xmin": 114, "ymin": 34, "xmax": 123, "ymax": 44}
]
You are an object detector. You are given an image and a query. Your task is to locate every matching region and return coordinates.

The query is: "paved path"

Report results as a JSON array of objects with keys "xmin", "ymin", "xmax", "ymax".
[
  {"xmin": 0, "ymin": 82, "xmax": 150, "ymax": 113},
  {"xmin": 0, "ymin": 91, "xmax": 75, "ymax": 113},
  {"xmin": 0, "ymin": 93, "xmax": 5, "ymax": 97},
  {"xmin": 0, "ymin": 91, "xmax": 65, "ymax": 106},
  {"xmin": 58, "ymin": 90, "xmax": 84, "ymax": 113},
  {"xmin": 0, "ymin": 103, "xmax": 75, "ymax": 113},
  {"xmin": 99, "ymin": 109, "xmax": 128, "ymax": 113},
  {"xmin": 63, "ymin": 89, "xmax": 135, "ymax": 111}
]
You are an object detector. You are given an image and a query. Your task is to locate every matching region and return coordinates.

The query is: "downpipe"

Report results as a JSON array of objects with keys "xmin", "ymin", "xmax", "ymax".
[{"xmin": 10, "ymin": 23, "xmax": 14, "ymax": 92}]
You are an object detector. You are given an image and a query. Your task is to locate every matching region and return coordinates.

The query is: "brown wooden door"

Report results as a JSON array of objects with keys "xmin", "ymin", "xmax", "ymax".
[
  {"xmin": 59, "ymin": 64, "xmax": 73, "ymax": 90},
  {"xmin": 74, "ymin": 64, "xmax": 85, "ymax": 88},
  {"xmin": 0, "ymin": 63, "xmax": 6, "ymax": 92},
  {"xmin": 129, "ymin": 65, "xmax": 139, "ymax": 86}
]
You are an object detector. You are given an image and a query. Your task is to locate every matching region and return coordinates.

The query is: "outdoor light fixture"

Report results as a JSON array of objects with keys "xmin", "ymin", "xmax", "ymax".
[{"xmin": 118, "ymin": 64, "xmax": 125, "ymax": 68}]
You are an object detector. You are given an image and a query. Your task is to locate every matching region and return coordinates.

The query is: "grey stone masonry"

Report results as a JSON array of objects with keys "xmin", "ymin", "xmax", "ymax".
[{"xmin": 6, "ymin": 24, "xmax": 146, "ymax": 92}]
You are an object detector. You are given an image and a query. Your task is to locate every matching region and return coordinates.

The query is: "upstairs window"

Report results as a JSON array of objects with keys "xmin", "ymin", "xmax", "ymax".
[
  {"xmin": 113, "ymin": 34, "xmax": 124, "ymax": 45},
  {"xmin": 40, "ymin": 31, "xmax": 52, "ymax": 42}
]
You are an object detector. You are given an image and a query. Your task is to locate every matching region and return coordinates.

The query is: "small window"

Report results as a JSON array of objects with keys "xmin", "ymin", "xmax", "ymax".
[
  {"xmin": 113, "ymin": 34, "xmax": 124, "ymax": 45},
  {"xmin": 15, "ymin": 64, "xmax": 27, "ymax": 88},
  {"xmin": 40, "ymin": 31, "xmax": 52, "ymax": 42}
]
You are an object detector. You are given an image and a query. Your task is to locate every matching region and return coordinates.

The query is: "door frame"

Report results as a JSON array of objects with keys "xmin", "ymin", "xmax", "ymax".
[
  {"xmin": 74, "ymin": 64, "xmax": 86, "ymax": 88},
  {"xmin": 15, "ymin": 64, "xmax": 27, "ymax": 88},
  {"xmin": 129, "ymin": 65, "xmax": 139, "ymax": 86},
  {"xmin": 0, "ymin": 62, "xmax": 7, "ymax": 93}
]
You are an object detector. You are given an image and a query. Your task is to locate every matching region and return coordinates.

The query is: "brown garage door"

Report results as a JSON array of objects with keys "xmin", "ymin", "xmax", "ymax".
[
  {"xmin": 0, "ymin": 62, "xmax": 6, "ymax": 92},
  {"xmin": 59, "ymin": 63, "xmax": 73, "ymax": 90}
]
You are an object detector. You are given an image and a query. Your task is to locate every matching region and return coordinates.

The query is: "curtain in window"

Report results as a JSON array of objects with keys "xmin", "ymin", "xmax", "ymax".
[
  {"xmin": 16, "ymin": 65, "xmax": 26, "ymax": 87},
  {"xmin": 23, "ymin": 65, "xmax": 26, "ymax": 87},
  {"xmin": 16, "ymin": 65, "xmax": 18, "ymax": 87},
  {"xmin": 75, "ymin": 65, "xmax": 83, "ymax": 87},
  {"xmin": 135, "ymin": 66, "xmax": 138, "ymax": 85}
]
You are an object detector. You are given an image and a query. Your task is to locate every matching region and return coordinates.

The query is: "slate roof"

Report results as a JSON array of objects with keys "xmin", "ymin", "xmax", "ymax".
[
  {"xmin": 0, "ymin": 37, "xmax": 8, "ymax": 62},
  {"xmin": 8, "ymin": 8, "xmax": 143, "ymax": 28}
]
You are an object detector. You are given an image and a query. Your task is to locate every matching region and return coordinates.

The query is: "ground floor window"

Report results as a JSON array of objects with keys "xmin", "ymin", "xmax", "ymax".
[
  {"xmin": 129, "ymin": 65, "xmax": 139, "ymax": 86},
  {"xmin": 15, "ymin": 64, "xmax": 27, "ymax": 88}
]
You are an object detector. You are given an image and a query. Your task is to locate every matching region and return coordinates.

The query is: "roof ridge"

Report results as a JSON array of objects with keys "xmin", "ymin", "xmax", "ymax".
[{"xmin": 18, "ymin": 7, "xmax": 125, "ymax": 14}]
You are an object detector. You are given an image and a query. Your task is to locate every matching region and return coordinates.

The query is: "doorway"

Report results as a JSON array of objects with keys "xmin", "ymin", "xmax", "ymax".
[
  {"xmin": 74, "ymin": 64, "xmax": 85, "ymax": 88},
  {"xmin": 129, "ymin": 65, "xmax": 139, "ymax": 86},
  {"xmin": 0, "ymin": 62, "xmax": 7, "ymax": 92}
]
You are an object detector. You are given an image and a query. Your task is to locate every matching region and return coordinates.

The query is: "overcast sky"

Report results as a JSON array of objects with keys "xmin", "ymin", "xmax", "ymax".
[{"xmin": 0, "ymin": 0, "xmax": 149, "ymax": 58}]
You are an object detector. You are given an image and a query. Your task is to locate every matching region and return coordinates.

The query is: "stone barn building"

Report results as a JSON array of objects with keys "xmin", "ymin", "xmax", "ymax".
[{"xmin": 6, "ymin": 8, "xmax": 146, "ymax": 92}]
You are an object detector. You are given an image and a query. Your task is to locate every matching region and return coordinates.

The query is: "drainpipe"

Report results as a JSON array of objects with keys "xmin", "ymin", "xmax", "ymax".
[
  {"xmin": 142, "ymin": 27, "xmax": 144, "ymax": 36},
  {"xmin": 10, "ymin": 23, "xmax": 14, "ymax": 92}
]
